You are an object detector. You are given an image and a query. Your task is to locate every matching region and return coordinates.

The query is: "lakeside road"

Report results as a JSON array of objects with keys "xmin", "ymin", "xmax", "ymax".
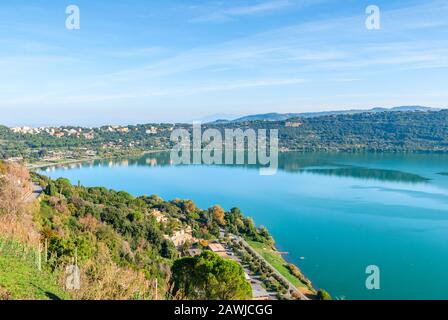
[{"xmin": 235, "ymin": 236, "xmax": 310, "ymax": 300}]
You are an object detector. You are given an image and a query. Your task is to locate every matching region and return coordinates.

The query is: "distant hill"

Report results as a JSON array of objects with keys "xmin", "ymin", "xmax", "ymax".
[
  {"xmin": 211, "ymin": 106, "xmax": 441, "ymax": 123},
  {"xmin": 210, "ymin": 109, "xmax": 448, "ymax": 152},
  {"xmin": 2, "ymin": 109, "xmax": 448, "ymax": 159}
]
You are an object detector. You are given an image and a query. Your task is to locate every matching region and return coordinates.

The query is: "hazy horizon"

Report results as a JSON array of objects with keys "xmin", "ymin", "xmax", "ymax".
[{"xmin": 2, "ymin": 105, "xmax": 446, "ymax": 128}]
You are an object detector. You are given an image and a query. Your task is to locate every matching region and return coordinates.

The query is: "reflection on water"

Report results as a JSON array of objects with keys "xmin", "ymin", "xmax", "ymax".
[
  {"xmin": 38, "ymin": 151, "xmax": 448, "ymax": 299},
  {"xmin": 42, "ymin": 151, "xmax": 431, "ymax": 184},
  {"xmin": 303, "ymin": 166, "xmax": 429, "ymax": 183}
]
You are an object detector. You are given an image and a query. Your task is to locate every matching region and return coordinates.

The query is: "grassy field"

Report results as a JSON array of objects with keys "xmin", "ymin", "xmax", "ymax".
[
  {"xmin": 0, "ymin": 255, "xmax": 69, "ymax": 300},
  {"xmin": 246, "ymin": 240, "xmax": 310, "ymax": 289}
]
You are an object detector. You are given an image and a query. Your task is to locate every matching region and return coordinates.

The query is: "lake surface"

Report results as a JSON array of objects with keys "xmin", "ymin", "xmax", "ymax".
[{"xmin": 39, "ymin": 152, "xmax": 448, "ymax": 299}]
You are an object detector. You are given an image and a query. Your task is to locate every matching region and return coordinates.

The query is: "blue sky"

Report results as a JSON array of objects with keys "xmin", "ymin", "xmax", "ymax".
[{"xmin": 1, "ymin": 0, "xmax": 447, "ymax": 126}]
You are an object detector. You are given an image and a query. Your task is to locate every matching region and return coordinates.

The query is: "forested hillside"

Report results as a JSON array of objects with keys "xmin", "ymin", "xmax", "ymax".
[
  {"xmin": 2, "ymin": 161, "xmax": 309, "ymax": 300},
  {"xmin": 2, "ymin": 110, "xmax": 447, "ymax": 162},
  {"xmin": 267, "ymin": 110, "xmax": 448, "ymax": 152},
  {"xmin": 208, "ymin": 110, "xmax": 448, "ymax": 152}
]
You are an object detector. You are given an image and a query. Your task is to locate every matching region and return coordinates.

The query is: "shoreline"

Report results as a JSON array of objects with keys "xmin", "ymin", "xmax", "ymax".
[
  {"xmin": 25, "ymin": 147, "xmax": 448, "ymax": 171},
  {"xmin": 242, "ymin": 239, "xmax": 315, "ymax": 299},
  {"xmin": 26, "ymin": 149, "xmax": 170, "ymax": 170},
  {"xmin": 27, "ymin": 157, "xmax": 103, "ymax": 170},
  {"xmin": 27, "ymin": 150, "xmax": 321, "ymax": 299}
]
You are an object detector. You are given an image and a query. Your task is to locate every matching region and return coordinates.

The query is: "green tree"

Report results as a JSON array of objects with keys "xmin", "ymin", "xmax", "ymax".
[
  {"xmin": 179, "ymin": 199, "xmax": 197, "ymax": 215},
  {"xmin": 209, "ymin": 205, "xmax": 226, "ymax": 226},
  {"xmin": 317, "ymin": 289, "xmax": 332, "ymax": 300},
  {"xmin": 160, "ymin": 239, "xmax": 178, "ymax": 259},
  {"xmin": 45, "ymin": 182, "xmax": 58, "ymax": 196},
  {"xmin": 172, "ymin": 251, "xmax": 252, "ymax": 300}
]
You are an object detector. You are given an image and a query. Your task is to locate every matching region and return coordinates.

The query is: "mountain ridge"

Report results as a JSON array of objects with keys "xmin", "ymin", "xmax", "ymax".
[{"xmin": 209, "ymin": 106, "xmax": 442, "ymax": 124}]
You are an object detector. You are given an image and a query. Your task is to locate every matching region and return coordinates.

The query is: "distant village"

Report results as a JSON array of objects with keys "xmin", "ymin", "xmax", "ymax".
[
  {"xmin": 5, "ymin": 124, "xmax": 174, "ymax": 165},
  {"xmin": 4, "ymin": 121, "xmax": 299, "ymax": 164},
  {"xmin": 10, "ymin": 124, "xmax": 162, "ymax": 139}
]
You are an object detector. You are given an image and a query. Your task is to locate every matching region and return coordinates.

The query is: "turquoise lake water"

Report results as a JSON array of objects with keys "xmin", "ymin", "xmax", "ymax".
[{"xmin": 39, "ymin": 152, "xmax": 448, "ymax": 299}]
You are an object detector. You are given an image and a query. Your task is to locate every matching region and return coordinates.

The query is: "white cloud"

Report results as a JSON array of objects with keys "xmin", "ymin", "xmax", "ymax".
[
  {"xmin": 225, "ymin": 0, "xmax": 291, "ymax": 15},
  {"xmin": 189, "ymin": 0, "xmax": 292, "ymax": 22},
  {"xmin": 0, "ymin": 78, "xmax": 305, "ymax": 106},
  {"xmin": 106, "ymin": 47, "xmax": 165, "ymax": 58}
]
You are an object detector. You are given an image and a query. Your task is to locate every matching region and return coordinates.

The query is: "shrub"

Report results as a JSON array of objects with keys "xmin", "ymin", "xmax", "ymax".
[{"xmin": 317, "ymin": 289, "xmax": 332, "ymax": 300}]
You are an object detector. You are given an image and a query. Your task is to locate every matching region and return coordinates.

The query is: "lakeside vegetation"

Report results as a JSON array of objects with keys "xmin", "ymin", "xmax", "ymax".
[
  {"xmin": 3, "ymin": 110, "xmax": 446, "ymax": 300},
  {"xmin": 246, "ymin": 240, "xmax": 309, "ymax": 289},
  {"xmin": 231, "ymin": 239, "xmax": 316, "ymax": 300},
  {"xmin": 1, "ymin": 160, "xmax": 316, "ymax": 300},
  {"xmin": 172, "ymin": 251, "xmax": 252, "ymax": 300}
]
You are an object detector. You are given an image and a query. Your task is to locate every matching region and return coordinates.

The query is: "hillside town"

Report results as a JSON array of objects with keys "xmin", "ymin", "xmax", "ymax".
[{"xmin": 10, "ymin": 124, "xmax": 163, "ymax": 139}]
